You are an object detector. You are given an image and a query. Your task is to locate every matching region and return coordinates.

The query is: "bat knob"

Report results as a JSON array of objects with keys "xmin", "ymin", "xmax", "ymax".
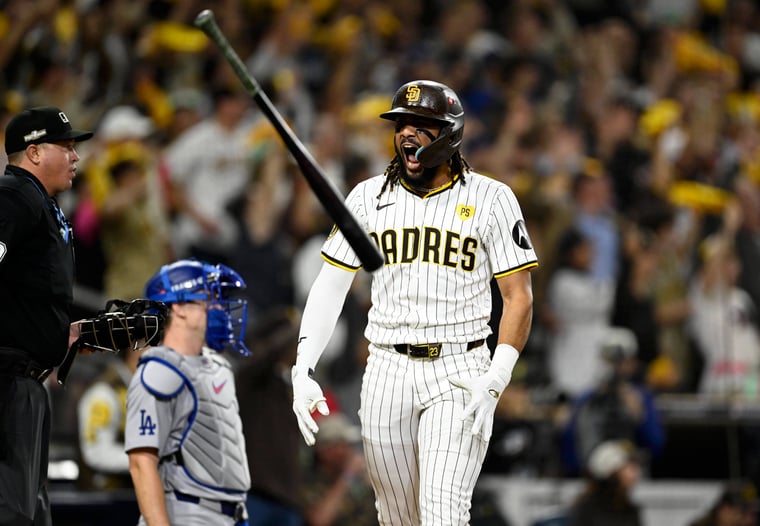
[{"xmin": 194, "ymin": 9, "xmax": 215, "ymax": 29}]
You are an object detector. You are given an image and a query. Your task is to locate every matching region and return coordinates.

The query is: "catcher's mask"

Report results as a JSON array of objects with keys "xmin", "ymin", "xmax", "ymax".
[
  {"xmin": 379, "ymin": 80, "xmax": 464, "ymax": 168},
  {"xmin": 144, "ymin": 259, "xmax": 250, "ymax": 356}
]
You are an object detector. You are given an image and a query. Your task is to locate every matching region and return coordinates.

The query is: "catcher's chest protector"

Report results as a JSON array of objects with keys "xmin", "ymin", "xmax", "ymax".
[{"xmin": 139, "ymin": 347, "xmax": 250, "ymax": 492}]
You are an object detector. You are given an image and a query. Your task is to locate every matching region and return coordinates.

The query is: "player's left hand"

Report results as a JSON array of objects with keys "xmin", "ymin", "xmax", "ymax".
[
  {"xmin": 449, "ymin": 344, "xmax": 520, "ymax": 441},
  {"xmin": 449, "ymin": 373, "xmax": 506, "ymax": 442}
]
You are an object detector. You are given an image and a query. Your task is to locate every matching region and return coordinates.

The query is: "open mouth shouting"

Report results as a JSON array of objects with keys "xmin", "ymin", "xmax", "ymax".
[{"xmin": 400, "ymin": 140, "xmax": 422, "ymax": 173}]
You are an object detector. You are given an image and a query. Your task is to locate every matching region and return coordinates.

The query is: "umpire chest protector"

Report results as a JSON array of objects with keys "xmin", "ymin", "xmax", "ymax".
[{"xmin": 139, "ymin": 346, "xmax": 250, "ymax": 492}]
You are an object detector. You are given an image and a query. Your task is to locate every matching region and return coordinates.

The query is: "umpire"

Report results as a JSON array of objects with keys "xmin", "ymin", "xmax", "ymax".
[{"xmin": 0, "ymin": 106, "xmax": 93, "ymax": 525}]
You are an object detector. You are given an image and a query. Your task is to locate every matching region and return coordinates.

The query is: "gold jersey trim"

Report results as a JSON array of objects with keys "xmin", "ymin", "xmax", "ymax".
[
  {"xmin": 321, "ymin": 252, "xmax": 362, "ymax": 272},
  {"xmin": 494, "ymin": 261, "xmax": 539, "ymax": 279},
  {"xmin": 398, "ymin": 171, "xmax": 461, "ymax": 198}
]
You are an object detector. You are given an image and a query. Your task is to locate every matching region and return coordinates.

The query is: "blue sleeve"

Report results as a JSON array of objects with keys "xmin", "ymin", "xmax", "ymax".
[
  {"xmin": 635, "ymin": 386, "xmax": 666, "ymax": 457},
  {"xmin": 559, "ymin": 393, "xmax": 593, "ymax": 476}
]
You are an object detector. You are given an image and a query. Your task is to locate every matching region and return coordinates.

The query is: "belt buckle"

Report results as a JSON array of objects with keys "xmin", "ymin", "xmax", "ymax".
[{"xmin": 409, "ymin": 343, "xmax": 441, "ymax": 359}]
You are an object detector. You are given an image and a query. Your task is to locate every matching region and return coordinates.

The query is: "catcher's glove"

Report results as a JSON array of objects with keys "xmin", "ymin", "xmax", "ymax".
[
  {"xmin": 57, "ymin": 299, "xmax": 169, "ymax": 385},
  {"xmin": 77, "ymin": 299, "xmax": 168, "ymax": 353}
]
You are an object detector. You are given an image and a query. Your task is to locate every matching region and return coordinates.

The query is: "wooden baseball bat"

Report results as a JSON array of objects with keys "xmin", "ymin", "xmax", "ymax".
[{"xmin": 194, "ymin": 9, "xmax": 384, "ymax": 272}]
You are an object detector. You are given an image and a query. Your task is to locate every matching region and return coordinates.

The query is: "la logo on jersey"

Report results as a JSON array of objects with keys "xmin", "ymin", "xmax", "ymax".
[{"xmin": 139, "ymin": 409, "xmax": 157, "ymax": 436}]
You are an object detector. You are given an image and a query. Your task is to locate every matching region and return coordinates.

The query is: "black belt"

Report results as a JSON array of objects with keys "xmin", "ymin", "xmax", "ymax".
[
  {"xmin": 173, "ymin": 490, "xmax": 245, "ymax": 520},
  {"xmin": 0, "ymin": 350, "xmax": 53, "ymax": 383},
  {"xmin": 393, "ymin": 339, "xmax": 484, "ymax": 359}
]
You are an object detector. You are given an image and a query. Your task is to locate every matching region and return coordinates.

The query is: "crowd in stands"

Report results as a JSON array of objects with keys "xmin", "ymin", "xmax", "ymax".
[{"xmin": 4, "ymin": 0, "xmax": 760, "ymax": 522}]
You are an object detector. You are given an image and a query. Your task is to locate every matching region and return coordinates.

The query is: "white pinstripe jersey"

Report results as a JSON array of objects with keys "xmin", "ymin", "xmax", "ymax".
[{"xmin": 321, "ymin": 170, "xmax": 538, "ymax": 346}]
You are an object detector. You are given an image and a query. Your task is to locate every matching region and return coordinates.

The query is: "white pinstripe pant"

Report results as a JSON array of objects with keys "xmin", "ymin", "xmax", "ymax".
[{"xmin": 359, "ymin": 343, "xmax": 491, "ymax": 526}]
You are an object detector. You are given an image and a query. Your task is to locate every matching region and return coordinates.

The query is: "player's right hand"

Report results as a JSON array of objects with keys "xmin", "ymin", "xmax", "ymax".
[{"xmin": 291, "ymin": 365, "xmax": 330, "ymax": 446}]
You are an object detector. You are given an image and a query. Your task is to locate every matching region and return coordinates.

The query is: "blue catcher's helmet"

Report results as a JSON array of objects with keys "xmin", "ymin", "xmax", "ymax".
[{"xmin": 144, "ymin": 259, "xmax": 250, "ymax": 356}]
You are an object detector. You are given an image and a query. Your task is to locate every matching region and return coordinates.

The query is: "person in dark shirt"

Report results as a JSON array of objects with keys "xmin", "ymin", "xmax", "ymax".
[
  {"xmin": 566, "ymin": 440, "xmax": 643, "ymax": 526},
  {"xmin": 0, "ymin": 106, "xmax": 93, "ymax": 525},
  {"xmin": 560, "ymin": 327, "xmax": 665, "ymax": 477}
]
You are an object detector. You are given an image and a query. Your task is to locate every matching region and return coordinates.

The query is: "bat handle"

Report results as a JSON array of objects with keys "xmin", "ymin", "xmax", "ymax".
[{"xmin": 194, "ymin": 9, "xmax": 262, "ymax": 97}]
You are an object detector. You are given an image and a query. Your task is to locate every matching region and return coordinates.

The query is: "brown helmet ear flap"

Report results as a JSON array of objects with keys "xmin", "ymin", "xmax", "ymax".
[{"xmin": 416, "ymin": 123, "xmax": 460, "ymax": 168}]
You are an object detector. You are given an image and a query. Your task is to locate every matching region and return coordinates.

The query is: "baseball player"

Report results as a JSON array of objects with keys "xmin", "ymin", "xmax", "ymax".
[
  {"xmin": 125, "ymin": 259, "xmax": 251, "ymax": 526},
  {"xmin": 292, "ymin": 80, "xmax": 538, "ymax": 526}
]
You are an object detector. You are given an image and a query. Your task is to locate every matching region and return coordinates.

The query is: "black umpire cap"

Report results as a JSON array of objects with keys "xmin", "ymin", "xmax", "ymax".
[{"xmin": 5, "ymin": 106, "xmax": 93, "ymax": 155}]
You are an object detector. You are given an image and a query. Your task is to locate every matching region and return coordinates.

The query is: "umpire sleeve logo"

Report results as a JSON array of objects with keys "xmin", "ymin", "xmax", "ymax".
[
  {"xmin": 0, "ymin": 241, "xmax": 5, "ymax": 262},
  {"xmin": 512, "ymin": 220, "xmax": 533, "ymax": 250}
]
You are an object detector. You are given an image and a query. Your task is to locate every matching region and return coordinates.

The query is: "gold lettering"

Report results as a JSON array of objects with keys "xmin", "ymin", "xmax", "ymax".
[
  {"xmin": 422, "ymin": 227, "xmax": 441, "ymax": 264},
  {"xmin": 380, "ymin": 230, "xmax": 398, "ymax": 264},
  {"xmin": 461, "ymin": 238, "xmax": 478, "ymax": 271},
  {"xmin": 443, "ymin": 231, "xmax": 460, "ymax": 268},
  {"xmin": 401, "ymin": 228, "xmax": 420, "ymax": 263},
  {"xmin": 370, "ymin": 227, "xmax": 477, "ymax": 269}
]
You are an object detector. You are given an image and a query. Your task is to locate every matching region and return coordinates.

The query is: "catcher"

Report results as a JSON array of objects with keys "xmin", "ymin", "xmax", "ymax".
[{"xmin": 125, "ymin": 259, "xmax": 252, "ymax": 526}]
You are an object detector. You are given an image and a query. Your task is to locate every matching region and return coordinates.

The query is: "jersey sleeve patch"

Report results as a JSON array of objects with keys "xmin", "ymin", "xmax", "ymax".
[{"xmin": 140, "ymin": 358, "xmax": 186, "ymax": 399}]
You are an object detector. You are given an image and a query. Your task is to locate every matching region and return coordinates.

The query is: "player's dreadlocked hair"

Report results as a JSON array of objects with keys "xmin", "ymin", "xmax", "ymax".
[{"xmin": 376, "ymin": 151, "xmax": 472, "ymax": 199}]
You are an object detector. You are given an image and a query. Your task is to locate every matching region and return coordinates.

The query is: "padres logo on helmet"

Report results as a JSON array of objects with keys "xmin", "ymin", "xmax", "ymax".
[{"xmin": 405, "ymin": 85, "xmax": 421, "ymax": 103}]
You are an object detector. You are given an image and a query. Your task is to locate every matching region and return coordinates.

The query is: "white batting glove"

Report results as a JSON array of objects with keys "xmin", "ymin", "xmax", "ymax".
[
  {"xmin": 449, "ymin": 344, "xmax": 520, "ymax": 442},
  {"xmin": 291, "ymin": 365, "xmax": 330, "ymax": 446}
]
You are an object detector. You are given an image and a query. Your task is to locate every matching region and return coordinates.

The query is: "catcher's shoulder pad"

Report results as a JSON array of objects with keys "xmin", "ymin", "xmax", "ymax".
[{"xmin": 139, "ymin": 348, "xmax": 186, "ymax": 399}]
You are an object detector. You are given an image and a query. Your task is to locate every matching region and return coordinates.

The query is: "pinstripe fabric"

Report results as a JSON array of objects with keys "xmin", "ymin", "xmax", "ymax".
[
  {"xmin": 360, "ymin": 343, "xmax": 491, "ymax": 526},
  {"xmin": 322, "ymin": 171, "xmax": 538, "ymax": 346}
]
